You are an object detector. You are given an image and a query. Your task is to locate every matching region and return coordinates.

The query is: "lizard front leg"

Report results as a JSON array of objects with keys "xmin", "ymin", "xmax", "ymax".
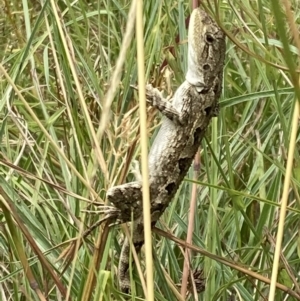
[{"xmin": 145, "ymin": 83, "xmax": 190, "ymax": 125}]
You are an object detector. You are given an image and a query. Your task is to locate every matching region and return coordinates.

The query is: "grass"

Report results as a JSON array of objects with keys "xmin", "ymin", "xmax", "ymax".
[{"xmin": 1, "ymin": 0, "xmax": 300, "ymax": 300}]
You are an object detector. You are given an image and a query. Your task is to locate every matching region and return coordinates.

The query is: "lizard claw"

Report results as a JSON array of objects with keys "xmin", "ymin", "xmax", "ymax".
[
  {"xmin": 131, "ymin": 159, "xmax": 142, "ymax": 181},
  {"xmin": 130, "ymin": 84, "xmax": 138, "ymax": 90},
  {"xmin": 82, "ymin": 205, "xmax": 122, "ymax": 222}
]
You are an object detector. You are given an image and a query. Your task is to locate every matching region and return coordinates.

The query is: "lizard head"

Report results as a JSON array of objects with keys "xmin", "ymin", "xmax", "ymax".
[{"xmin": 185, "ymin": 8, "xmax": 226, "ymax": 92}]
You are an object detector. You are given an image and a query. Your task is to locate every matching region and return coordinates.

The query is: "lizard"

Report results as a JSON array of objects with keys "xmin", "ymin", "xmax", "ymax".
[{"xmin": 105, "ymin": 7, "xmax": 226, "ymax": 292}]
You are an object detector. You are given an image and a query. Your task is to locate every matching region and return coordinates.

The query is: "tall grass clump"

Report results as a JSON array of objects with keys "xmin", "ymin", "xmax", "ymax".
[{"xmin": 1, "ymin": 0, "xmax": 300, "ymax": 300}]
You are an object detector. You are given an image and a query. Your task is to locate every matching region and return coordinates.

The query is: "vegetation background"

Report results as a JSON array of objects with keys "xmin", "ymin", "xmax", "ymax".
[{"xmin": 1, "ymin": 0, "xmax": 300, "ymax": 300}]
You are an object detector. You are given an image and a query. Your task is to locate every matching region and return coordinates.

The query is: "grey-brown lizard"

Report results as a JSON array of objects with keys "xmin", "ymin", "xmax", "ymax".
[{"xmin": 106, "ymin": 8, "xmax": 226, "ymax": 292}]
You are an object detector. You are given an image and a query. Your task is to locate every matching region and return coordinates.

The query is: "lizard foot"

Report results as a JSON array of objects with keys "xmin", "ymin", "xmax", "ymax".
[
  {"xmin": 82, "ymin": 205, "xmax": 123, "ymax": 225},
  {"xmin": 145, "ymin": 84, "xmax": 163, "ymax": 107}
]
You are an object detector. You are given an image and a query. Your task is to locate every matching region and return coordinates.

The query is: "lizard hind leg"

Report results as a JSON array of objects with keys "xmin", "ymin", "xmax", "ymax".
[{"xmin": 106, "ymin": 182, "xmax": 143, "ymax": 223}]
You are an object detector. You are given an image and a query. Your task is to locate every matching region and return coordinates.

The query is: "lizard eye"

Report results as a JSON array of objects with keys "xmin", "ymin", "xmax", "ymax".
[
  {"xmin": 205, "ymin": 33, "xmax": 215, "ymax": 44},
  {"xmin": 203, "ymin": 64, "xmax": 210, "ymax": 71}
]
